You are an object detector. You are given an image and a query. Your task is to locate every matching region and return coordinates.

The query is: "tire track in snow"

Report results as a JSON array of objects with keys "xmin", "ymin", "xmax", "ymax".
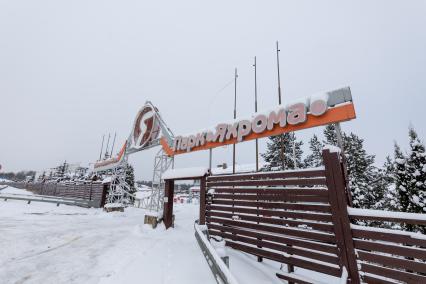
[{"xmin": 11, "ymin": 236, "xmax": 82, "ymax": 262}]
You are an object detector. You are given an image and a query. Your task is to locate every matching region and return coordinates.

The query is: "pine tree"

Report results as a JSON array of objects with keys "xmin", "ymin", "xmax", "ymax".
[
  {"xmin": 381, "ymin": 156, "xmax": 400, "ymax": 211},
  {"xmin": 323, "ymin": 124, "xmax": 338, "ymax": 146},
  {"xmin": 125, "ymin": 163, "xmax": 136, "ymax": 196},
  {"xmin": 406, "ymin": 128, "xmax": 426, "ymax": 216},
  {"xmin": 394, "ymin": 143, "xmax": 411, "ymax": 213},
  {"xmin": 261, "ymin": 133, "xmax": 304, "ymax": 171},
  {"xmin": 304, "ymin": 135, "xmax": 324, "ymax": 168},
  {"xmin": 344, "ymin": 133, "xmax": 377, "ymax": 208}
]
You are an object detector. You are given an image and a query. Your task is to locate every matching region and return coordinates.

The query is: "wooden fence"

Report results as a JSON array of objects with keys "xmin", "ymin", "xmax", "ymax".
[
  {"xmin": 205, "ymin": 149, "xmax": 426, "ymax": 284},
  {"xmin": 1, "ymin": 181, "xmax": 108, "ymax": 208}
]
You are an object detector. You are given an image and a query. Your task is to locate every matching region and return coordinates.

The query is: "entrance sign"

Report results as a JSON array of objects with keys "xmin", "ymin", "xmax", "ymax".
[
  {"xmin": 161, "ymin": 87, "xmax": 355, "ymax": 156},
  {"xmin": 129, "ymin": 103, "xmax": 161, "ymax": 152}
]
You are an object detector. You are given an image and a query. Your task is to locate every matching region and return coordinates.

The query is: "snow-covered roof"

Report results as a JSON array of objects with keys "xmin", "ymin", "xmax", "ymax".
[{"xmin": 163, "ymin": 167, "xmax": 209, "ymax": 180}]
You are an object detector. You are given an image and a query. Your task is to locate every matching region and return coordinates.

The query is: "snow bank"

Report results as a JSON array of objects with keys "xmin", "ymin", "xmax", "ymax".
[
  {"xmin": 0, "ymin": 186, "xmax": 34, "ymax": 195},
  {"xmin": 163, "ymin": 167, "xmax": 209, "ymax": 180}
]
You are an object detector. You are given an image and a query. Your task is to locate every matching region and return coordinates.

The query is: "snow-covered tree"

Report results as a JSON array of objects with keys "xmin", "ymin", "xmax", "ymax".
[
  {"xmin": 322, "ymin": 125, "xmax": 378, "ymax": 208},
  {"xmin": 323, "ymin": 124, "xmax": 338, "ymax": 146},
  {"xmin": 125, "ymin": 163, "xmax": 137, "ymax": 197},
  {"xmin": 405, "ymin": 128, "xmax": 426, "ymax": 215},
  {"xmin": 394, "ymin": 143, "xmax": 411, "ymax": 213},
  {"xmin": 344, "ymin": 133, "xmax": 377, "ymax": 208},
  {"xmin": 261, "ymin": 133, "xmax": 304, "ymax": 171},
  {"xmin": 304, "ymin": 135, "xmax": 324, "ymax": 168},
  {"xmin": 381, "ymin": 156, "xmax": 400, "ymax": 211}
]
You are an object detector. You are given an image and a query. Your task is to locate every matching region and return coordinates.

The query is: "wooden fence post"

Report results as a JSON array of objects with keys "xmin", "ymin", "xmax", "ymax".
[
  {"xmin": 163, "ymin": 179, "xmax": 174, "ymax": 229},
  {"xmin": 199, "ymin": 176, "xmax": 207, "ymax": 225},
  {"xmin": 323, "ymin": 149, "xmax": 360, "ymax": 284}
]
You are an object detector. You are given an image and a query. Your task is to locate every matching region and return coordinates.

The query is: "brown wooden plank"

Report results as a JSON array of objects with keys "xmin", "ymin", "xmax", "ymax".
[
  {"xmin": 226, "ymin": 241, "xmax": 341, "ymax": 277},
  {"xmin": 352, "ymin": 228, "xmax": 426, "ymax": 248},
  {"xmin": 207, "ymin": 170, "xmax": 326, "ymax": 182},
  {"xmin": 208, "ymin": 224, "xmax": 338, "ymax": 254},
  {"xmin": 207, "ymin": 178, "xmax": 327, "ymax": 187},
  {"xmin": 206, "ymin": 217, "xmax": 335, "ymax": 243},
  {"xmin": 212, "ymin": 188, "xmax": 328, "ymax": 196},
  {"xmin": 350, "ymin": 215, "xmax": 426, "ymax": 226},
  {"xmin": 358, "ymin": 250, "xmax": 426, "ymax": 274},
  {"xmin": 206, "ymin": 211, "xmax": 334, "ymax": 232},
  {"xmin": 207, "ymin": 205, "xmax": 333, "ymax": 222},
  {"xmin": 361, "ymin": 275, "xmax": 399, "ymax": 284},
  {"xmin": 276, "ymin": 273, "xmax": 313, "ymax": 284},
  {"xmin": 212, "ymin": 193, "xmax": 329, "ymax": 203},
  {"xmin": 211, "ymin": 230, "xmax": 339, "ymax": 265},
  {"xmin": 361, "ymin": 263, "xmax": 426, "ymax": 283},
  {"xmin": 354, "ymin": 239, "xmax": 426, "ymax": 260},
  {"xmin": 211, "ymin": 200, "xmax": 332, "ymax": 213}
]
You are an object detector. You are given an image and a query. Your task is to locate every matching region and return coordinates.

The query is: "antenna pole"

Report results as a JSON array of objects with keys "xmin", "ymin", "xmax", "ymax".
[
  {"xmin": 233, "ymin": 68, "xmax": 238, "ymax": 174},
  {"xmin": 104, "ymin": 134, "xmax": 111, "ymax": 159},
  {"xmin": 276, "ymin": 41, "xmax": 282, "ymax": 105},
  {"xmin": 254, "ymin": 57, "xmax": 259, "ymax": 172},
  {"xmin": 110, "ymin": 132, "xmax": 117, "ymax": 157},
  {"xmin": 99, "ymin": 134, "xmax": 105, "ymax": 160}
]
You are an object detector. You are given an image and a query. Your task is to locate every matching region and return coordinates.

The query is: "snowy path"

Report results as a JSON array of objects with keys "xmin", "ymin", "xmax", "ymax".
[{"xmin": 0, "ymin": 191, "xmax": 216, "ymax": 284}]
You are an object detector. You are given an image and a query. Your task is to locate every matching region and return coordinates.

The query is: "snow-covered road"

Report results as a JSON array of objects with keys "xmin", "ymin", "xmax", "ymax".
[{"xmin": 0, "ymin": 190, "xmax": 216, "ymax": 284}]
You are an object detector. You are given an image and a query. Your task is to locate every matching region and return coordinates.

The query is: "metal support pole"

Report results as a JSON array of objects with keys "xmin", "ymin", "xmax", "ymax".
[
  {"xmin": 335, "ymin": 123, "xmax": 345, "ymax": 152},
  {"xmin": 110, "ymin": 132, "xmax": 116, "ymax": 157},
  {"xmin": 104, "ymin": 134, "xmax": 111, "ymax": 159},
  {"xmin": 99, "ymin": 134, "xmax": 105, "ymax": 160},
  {"xmin": 276, "ymin": 41, "xmax": 282, "ymax": 105},
  {"xmin": 292, "ymin": 133, "xmax": 297, "ymax": 169},
  {"xmin": 209, "ymin": 148, "xmax": 212, "ymax": 170},
  {"xmin": 254, "ymin": 57, "xmax": 259, "ymax": 172},
  {"xmin": 232, "ymin": 68, "xmax": 237, "ymax": 174}
]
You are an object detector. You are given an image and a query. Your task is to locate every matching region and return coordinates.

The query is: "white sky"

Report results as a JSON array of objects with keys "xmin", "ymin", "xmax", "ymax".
[{"xmin": 1, "ymin": 0, "xmax": 425, "ymax": 179}]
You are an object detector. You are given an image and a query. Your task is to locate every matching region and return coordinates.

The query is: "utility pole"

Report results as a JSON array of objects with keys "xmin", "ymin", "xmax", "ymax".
[
  {"xmin": 99, "ymin": 134, "xmax": 105, "ymax": 160},
  {"xmin": 253, "ymin": 57, "xmax": 259, "ymax": 172},
  {"xmin": 104, "ymin": 133, "xmax": 111, "ymax": 159},
  {"xmin": 276, "ymin": 41, "xmax": 297, "ymax": 169},
  {"xmin": 276, "ymin": 41, "xmax": 282, "ymax": 105},
  {"xmin": 233, "ymin": 68, "xmax": 238, "ymax": 174},
  {"xmin": 110, "ymin": 132, "xmax": 117, "ymax": 157},
  {"xmin": 276, "ymin": 41, "xmax": 285, "ymax": 170}
]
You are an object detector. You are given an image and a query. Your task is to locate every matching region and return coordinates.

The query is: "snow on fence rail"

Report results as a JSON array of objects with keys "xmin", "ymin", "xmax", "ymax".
[
  {"xmin": 202, "ymin": 149, "xmax": 426, "ymax": 284},
  {"xmin": 0, "ymin": 181, "xmax": 108, "ymax": 208},
  {"xmin": 348, "ymin": 207, "xmax": 426, "ymax": 283}
]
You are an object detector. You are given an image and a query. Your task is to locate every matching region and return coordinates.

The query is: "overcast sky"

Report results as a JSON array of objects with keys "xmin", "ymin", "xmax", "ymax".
[{"xmin": 1, "ymin": 0, "xmax": 425, "ymax": 179}]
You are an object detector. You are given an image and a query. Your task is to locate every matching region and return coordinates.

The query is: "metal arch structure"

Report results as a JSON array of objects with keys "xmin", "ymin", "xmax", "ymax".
[
  {"xmin": 149, "ymin": 148, "xmax": 174, "ymax": 212},
  {"xmin": 93, "ymin": 101, "xmax": 174, "ymax": 212}
]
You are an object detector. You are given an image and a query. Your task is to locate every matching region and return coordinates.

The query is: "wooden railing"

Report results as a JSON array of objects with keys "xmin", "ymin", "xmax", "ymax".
[
  {"xmin": 0, "ymin": 181, "xmax": 108, "ymax": 208},
  {"xmin": 204, "ymin": 149, "xmax": 426, "ymax": 283}
]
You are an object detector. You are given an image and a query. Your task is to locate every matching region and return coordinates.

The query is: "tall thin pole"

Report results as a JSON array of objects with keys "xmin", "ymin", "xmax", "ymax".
[
  {"xmin": 254, "ymin": 57, "xmax": 259, "ymax": 172},
  {"xmin": 276, "ymin": 41, "xmax": 285, "ymax": 170},
  {"xmin": 233, "ymin": 68, "xmax": 238, "ymax": 174},
  {"xmin": 276, "ymin": 41, "xmax": 282, "ymax": 105},
  {"xmin": 99, "ymin": 134, "xmax": 105, "ymax": 160},
  {"xmin": 104, "ymin": 133, "xmax": 111, "ymax": 159},
  {"xmin": 110, "ymin": 132, "xmax": 117, "ymax": 157}
]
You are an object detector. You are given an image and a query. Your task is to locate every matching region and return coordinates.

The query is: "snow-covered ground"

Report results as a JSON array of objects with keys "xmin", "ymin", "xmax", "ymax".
[
  {"xmin": 0, "ymin": 186, "xmax": 34, "ymax": 195},
  {"xmin": 0, "ymin": 187, "xmax": 216, "ymax": 284},
  {"xmin": 0, "ymin": 187, "xmax": 340, "ymax": 284}
]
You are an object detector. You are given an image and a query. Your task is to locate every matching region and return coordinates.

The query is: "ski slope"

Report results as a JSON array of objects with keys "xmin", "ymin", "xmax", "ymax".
[{"xmin": 0, "ymin": 188, "xmax": 215, "ymax": 284}]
